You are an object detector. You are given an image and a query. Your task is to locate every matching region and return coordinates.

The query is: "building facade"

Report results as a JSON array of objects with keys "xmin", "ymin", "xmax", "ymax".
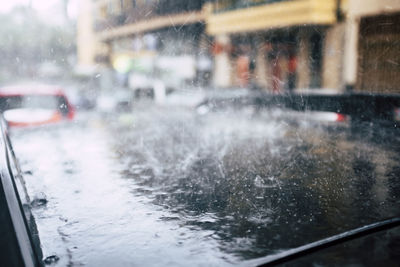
[
  {"xmin": 77, "ymin": 0, "xmax": 212, "ymax": 89},
  {"xmin": 344, "ymin": 0, "xmax": 400, "ymax": 93},
  {"xmin": 207, "ymin": 0, "xmax": 344, "ymax": 91},
  {"xmin": 77, "ymin": 0, "xmax": 400, "ymax": 93}
]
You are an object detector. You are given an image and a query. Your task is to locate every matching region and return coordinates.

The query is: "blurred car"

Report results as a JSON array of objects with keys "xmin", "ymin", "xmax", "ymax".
[
  {"xmin": 128, "ymin": 72, "xmax": 155, "ymax": 98},
  {"xmin": 0, "ymin": 85, "xmax": 75, "ymax": 127},
  {"xmin": 196, "ymin": 91, "xmax": 349, "ymax": 127},
  {"xmin": 96, "ymin": 88, "xmax": 134, "ymax": 113}
]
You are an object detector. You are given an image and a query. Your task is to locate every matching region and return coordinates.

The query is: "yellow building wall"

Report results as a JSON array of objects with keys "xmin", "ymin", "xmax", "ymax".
[
  {"xmin": 97, "ymin": 11, "xmax": 205, "ymax": 41},
  {"xmin": 207, "ymin": 0, "xmax": 337, "ymax": 35}
]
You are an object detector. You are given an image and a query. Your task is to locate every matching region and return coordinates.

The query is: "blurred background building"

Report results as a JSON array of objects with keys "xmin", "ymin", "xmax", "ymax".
[
  {"xmin": 77, "ymin": 0, "xmax": 400, "ymax": 94},
  {"xmin": 77, "ymin": 0, "xmax": 211, "ymax": 92}
]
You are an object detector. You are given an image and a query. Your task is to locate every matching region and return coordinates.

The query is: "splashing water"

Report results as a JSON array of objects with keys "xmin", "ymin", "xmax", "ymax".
[{"xmin": 10, "ymin": 105, "xmax": 400, "ymax": 266}]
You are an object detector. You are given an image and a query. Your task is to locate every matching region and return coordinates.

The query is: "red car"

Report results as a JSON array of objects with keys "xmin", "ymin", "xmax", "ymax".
[{"xmin": 0, "ymin": 84, "xmax": 75, "ymax": 127}]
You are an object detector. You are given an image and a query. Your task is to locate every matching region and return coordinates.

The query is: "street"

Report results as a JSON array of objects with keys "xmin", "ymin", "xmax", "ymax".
[{"xmin": 10, "ymin": 102, "xmax": 400, "ymax": 266}]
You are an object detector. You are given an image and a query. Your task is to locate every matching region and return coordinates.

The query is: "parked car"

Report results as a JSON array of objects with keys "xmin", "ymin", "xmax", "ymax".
[{"xmin": 0, "ymin": 85, "xmax": 75, "ymax": 127}]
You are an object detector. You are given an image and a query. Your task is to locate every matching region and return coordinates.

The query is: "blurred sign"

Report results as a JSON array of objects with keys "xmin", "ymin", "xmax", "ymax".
[
  {"xmin": 112, "ymin": 55, "xmax": 133, "ymax": 74},
  {"xmin": 156, "ymin": 55, "xmax": 196, "ymax": 79}
]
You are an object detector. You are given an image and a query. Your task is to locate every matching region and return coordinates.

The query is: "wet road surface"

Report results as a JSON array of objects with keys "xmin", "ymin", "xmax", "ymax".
[{"xmin": 10, "ymin": 104, "xmax": 400, "ymax": 266}]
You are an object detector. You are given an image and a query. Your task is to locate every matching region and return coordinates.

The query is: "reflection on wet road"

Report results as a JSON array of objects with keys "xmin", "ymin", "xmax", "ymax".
[{"xmin": 10, "ymin": 104, "xmax": 400, "ymax": 266}]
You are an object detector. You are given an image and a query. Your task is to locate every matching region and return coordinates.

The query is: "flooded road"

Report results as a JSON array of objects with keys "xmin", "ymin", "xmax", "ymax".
[{"xmin": 10, "ymin": 104, "xmax": 400, "ymax": 266}]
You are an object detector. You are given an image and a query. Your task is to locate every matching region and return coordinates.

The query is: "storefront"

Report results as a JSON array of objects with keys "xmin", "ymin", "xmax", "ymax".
[
  {"xmin": 207, "ymin": 0, "xmax": 337, "ymax": 91},
  {"xmin": 357, "ymin": 12, "xmax": 400, "ymax": 93},
  {"xmin": 213, "ymin": 27, "xmax": 325, "ymax": 92}
]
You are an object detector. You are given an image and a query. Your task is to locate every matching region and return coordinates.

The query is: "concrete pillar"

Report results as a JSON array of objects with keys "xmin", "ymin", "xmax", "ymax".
[
  {"xmin": 297, "ymin": 29, "xmax": 310, "ymax": 90},
  {"xmin": 343, "ymin": 17, "xmax": 360, "ymax": 90},
  {"xmin": 213, "ymin": 35, "xmax": 233, "ymax": 88},
  {"xmin": 77, "ymin": 0, "xmax": 97, "ymax": 67},
  {"xmin": 322, "ymin": 23, "xmax": 345, "ymax": 91},
  {"xmin": 254, "ymin": 46, "xmax": 269, "ymax": 89}
]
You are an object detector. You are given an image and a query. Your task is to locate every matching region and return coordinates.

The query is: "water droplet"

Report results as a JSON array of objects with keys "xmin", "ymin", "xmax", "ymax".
[
  {"xmin": 43, "ymin": 255, "xmax": 59, "ymax": 265},
  {"xmin": 30, "ymin": 192, "xmax": 48, "ymax": 207}
]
